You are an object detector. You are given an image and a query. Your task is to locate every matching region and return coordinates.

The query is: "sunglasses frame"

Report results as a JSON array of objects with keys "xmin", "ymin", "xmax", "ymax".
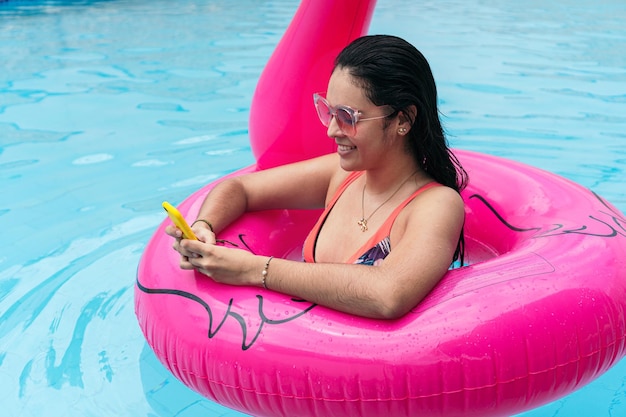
[{"xmin": 313, "ymin": 93, "xmax": 393, "ymax": 136}]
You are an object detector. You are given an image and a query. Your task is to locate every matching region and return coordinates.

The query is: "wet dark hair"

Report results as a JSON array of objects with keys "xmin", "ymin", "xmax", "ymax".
[{"xmin": 334, "ymin": 34, "xmax": 469, "ymax": 265}]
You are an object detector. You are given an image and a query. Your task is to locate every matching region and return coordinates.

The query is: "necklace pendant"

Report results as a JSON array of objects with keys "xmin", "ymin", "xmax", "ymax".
[{"xmin": 357, "ymin": 218, "xmax": 368, "ymax": 232}]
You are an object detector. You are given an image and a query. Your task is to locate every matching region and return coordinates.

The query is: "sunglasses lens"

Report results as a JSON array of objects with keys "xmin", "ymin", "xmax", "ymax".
[
  {"xmin": 315, "ymin": 97, "xmax": 332, "ymax": 126},
  {"xmin": 335, "ymin": 108, "xmax": 356, "ymax": 134}
]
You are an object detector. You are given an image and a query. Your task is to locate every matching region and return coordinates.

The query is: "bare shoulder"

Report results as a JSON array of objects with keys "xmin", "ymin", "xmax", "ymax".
[
  {"xmin": 393, "ymin": 184, "xmax": 465, "ymax": 244},
  {"xmin": 417, "ymin": 184, "xmax": 464, "ymax": 217}
]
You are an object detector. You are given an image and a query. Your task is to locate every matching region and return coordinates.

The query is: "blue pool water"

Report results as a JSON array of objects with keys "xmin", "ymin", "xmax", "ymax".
[{"xmin": 1, "ymin": 0, "xmax": 625, "ymax": 416}]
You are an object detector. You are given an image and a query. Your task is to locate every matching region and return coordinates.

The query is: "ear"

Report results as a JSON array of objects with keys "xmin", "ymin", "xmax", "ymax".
[{"xmin": 397, "ymin": 105, "xmax": 417, "ymax": 135}]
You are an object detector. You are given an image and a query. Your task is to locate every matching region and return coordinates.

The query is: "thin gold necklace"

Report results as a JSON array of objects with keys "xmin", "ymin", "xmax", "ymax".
[{"xmin": 357, "ymin": 172, "xmax": 417, "ymax": 232}]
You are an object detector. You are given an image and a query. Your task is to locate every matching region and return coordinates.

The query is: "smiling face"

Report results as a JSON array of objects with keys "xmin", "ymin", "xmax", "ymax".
[{"xmin": 325, "ymin": 67, "xmax": 400, "ymax": 171}]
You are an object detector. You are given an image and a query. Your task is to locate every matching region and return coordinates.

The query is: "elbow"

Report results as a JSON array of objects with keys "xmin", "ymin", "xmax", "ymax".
[
  {"xmin": 376, "ymin": 309, "xmax": 407, "ymax": 321},
  {"xmin": 376, "ymin": 306, "xmax": 412, "ymax": 321},
  {"xmin": 372, "ymin": 281, "xmax": 433, "ymax": 320},
  {"xmin": 372, "ymin": 294, "xmax": 418, "ymax": 320},
  {"xmin": 370, "ymin": 268, "xmax": 447, "ymax": 319}
]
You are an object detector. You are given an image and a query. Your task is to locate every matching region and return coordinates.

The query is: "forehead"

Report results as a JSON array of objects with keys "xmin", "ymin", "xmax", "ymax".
[{"xmin": 326, "ymin": 67, "xmax": 369, "ymax": 107}]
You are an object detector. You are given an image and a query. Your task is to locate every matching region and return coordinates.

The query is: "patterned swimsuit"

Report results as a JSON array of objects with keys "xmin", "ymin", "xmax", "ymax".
[{"xmin": 303, "ymin": 171, "xmax": 440, "ymax": 265}]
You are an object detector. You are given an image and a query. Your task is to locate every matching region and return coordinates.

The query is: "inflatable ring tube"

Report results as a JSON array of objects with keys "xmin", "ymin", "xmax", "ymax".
[{"xmin": 135, "ymin": 149, "xmax": 626, "ymax": 417}]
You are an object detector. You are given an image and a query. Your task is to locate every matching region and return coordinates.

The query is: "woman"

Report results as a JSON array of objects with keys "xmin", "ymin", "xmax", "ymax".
[{"xmin": 166, "ymin": 35, "xmax": 468, "ymax": 319}]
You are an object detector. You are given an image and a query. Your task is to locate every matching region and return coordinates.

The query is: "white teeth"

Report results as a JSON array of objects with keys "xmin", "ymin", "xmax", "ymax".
[{"xmin": 338, "ymin": 145, "xmax": 356, "ymax": 151}]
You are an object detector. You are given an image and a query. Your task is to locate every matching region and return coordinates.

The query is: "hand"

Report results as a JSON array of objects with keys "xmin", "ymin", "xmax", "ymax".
[
  {"xmin": 180, "ymin": 239, "xmax": 262, "ymax": 287},
  {"xmin": 164, "ymin": 222, "xmax": 216, "ymax": 269}
]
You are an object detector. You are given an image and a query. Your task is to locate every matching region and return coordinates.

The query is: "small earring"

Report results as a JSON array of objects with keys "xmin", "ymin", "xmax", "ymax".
[{"xmin": 398, "ymin": 128, "xmax": 407, "ymax": 135}]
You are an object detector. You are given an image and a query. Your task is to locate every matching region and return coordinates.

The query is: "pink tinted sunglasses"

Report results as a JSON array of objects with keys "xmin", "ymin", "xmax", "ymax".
[{"xmin": 313, "ymin": 93, "xmax": 393, "ymax": 136}]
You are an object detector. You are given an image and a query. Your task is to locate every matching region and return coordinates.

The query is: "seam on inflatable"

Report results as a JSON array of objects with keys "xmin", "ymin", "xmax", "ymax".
[{"xmin": 147, "ymin": 331, "xmax": 626, "ymax": 401}]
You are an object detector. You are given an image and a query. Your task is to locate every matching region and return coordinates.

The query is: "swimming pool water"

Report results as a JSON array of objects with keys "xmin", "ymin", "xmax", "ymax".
[{"xmin": 1, "ymin": 0, "xmax": 625, "ymax": 416}]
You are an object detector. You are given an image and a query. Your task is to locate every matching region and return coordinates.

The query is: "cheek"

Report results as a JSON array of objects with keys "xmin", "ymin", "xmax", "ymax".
[
  {"xmin": 354, "ymin": 136, "xmax": 387, "ymax": 162},
  {"xmin": 375, "ymin": 128, "xmax": 398, "ymax": 150},
  {"xmin": 353, "ymin": 123, "xmax": 395, "ymax": 155}
]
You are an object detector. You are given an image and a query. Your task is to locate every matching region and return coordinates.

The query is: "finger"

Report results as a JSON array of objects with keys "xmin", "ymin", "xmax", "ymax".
[
  {"xmin": 173, "ymin": 240, "xmax": 196, "ymax": 258},
  {"xmin": 187, "ymin": 254, "xmax": 205, "ymax": 269},
  {"xmin": 195, "ymin": 228, "xmax": 216, "ymax": 244},
  {"xmin": 180, "ymin": 256, "xmax": 195, "ymax": 270},
  {"xmin": 180, "ymin": 239, "xmax": 206, "ymax": 257},
  {"xmin": 165, "ymin": 224, "xmax": 183, "ymax": 238},
  {"xmin": 195, "ymin": 267, "xmax": 209, "ymax": 277}
]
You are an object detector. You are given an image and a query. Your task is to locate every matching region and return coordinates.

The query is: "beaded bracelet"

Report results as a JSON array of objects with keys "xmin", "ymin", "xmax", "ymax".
[
  {"xmin": 191, "ymin": 219, "xmax": 214, "ymax": 233},
  {"xmin": 261, "ymin": 256, "xmax": 274, "ymax": 290}
]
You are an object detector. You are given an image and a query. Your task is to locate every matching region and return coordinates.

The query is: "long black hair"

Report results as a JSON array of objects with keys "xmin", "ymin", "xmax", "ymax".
[{"xmin": 334, "ymin": 34, "xmax": 469, "ymax": 265}]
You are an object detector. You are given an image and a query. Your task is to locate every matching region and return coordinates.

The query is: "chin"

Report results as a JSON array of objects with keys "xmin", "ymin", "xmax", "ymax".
[{"xmin": 338, "ymin": 159, "xmax": 360, "ymax": 172}]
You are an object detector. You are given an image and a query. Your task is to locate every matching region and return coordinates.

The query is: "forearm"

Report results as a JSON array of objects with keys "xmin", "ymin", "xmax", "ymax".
[
  {"xmin": 194, "ymin": 178, "xmax": 248, "ymax": 234},
  {"xmin": 182, "ymin": 242, "xmax": 395, "ymax": 318},
  {"xmin": 261, "ymin": 258, "xmax": 415, "ymax": 319}
]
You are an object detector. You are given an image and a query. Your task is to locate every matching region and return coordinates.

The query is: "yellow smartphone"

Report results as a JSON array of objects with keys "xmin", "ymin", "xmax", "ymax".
[{"xmin": 162, "ymin": 201, "xmax": 198, "ymax": 240}]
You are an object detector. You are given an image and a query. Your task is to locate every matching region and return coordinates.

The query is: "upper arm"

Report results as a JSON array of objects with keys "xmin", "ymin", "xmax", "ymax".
[
  {"xmin": 237, "ymin": 153, "xmax": 342, "ymax": 211},
  {"xmin": 378, "ymin": 186, "xmax": 465, "ymax": 311}
]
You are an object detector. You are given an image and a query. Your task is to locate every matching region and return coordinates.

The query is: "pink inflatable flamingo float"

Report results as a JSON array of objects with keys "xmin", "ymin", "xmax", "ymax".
[{"xmin": 136, "ymin": 0, "xmax": 626, "ymax": 416}]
